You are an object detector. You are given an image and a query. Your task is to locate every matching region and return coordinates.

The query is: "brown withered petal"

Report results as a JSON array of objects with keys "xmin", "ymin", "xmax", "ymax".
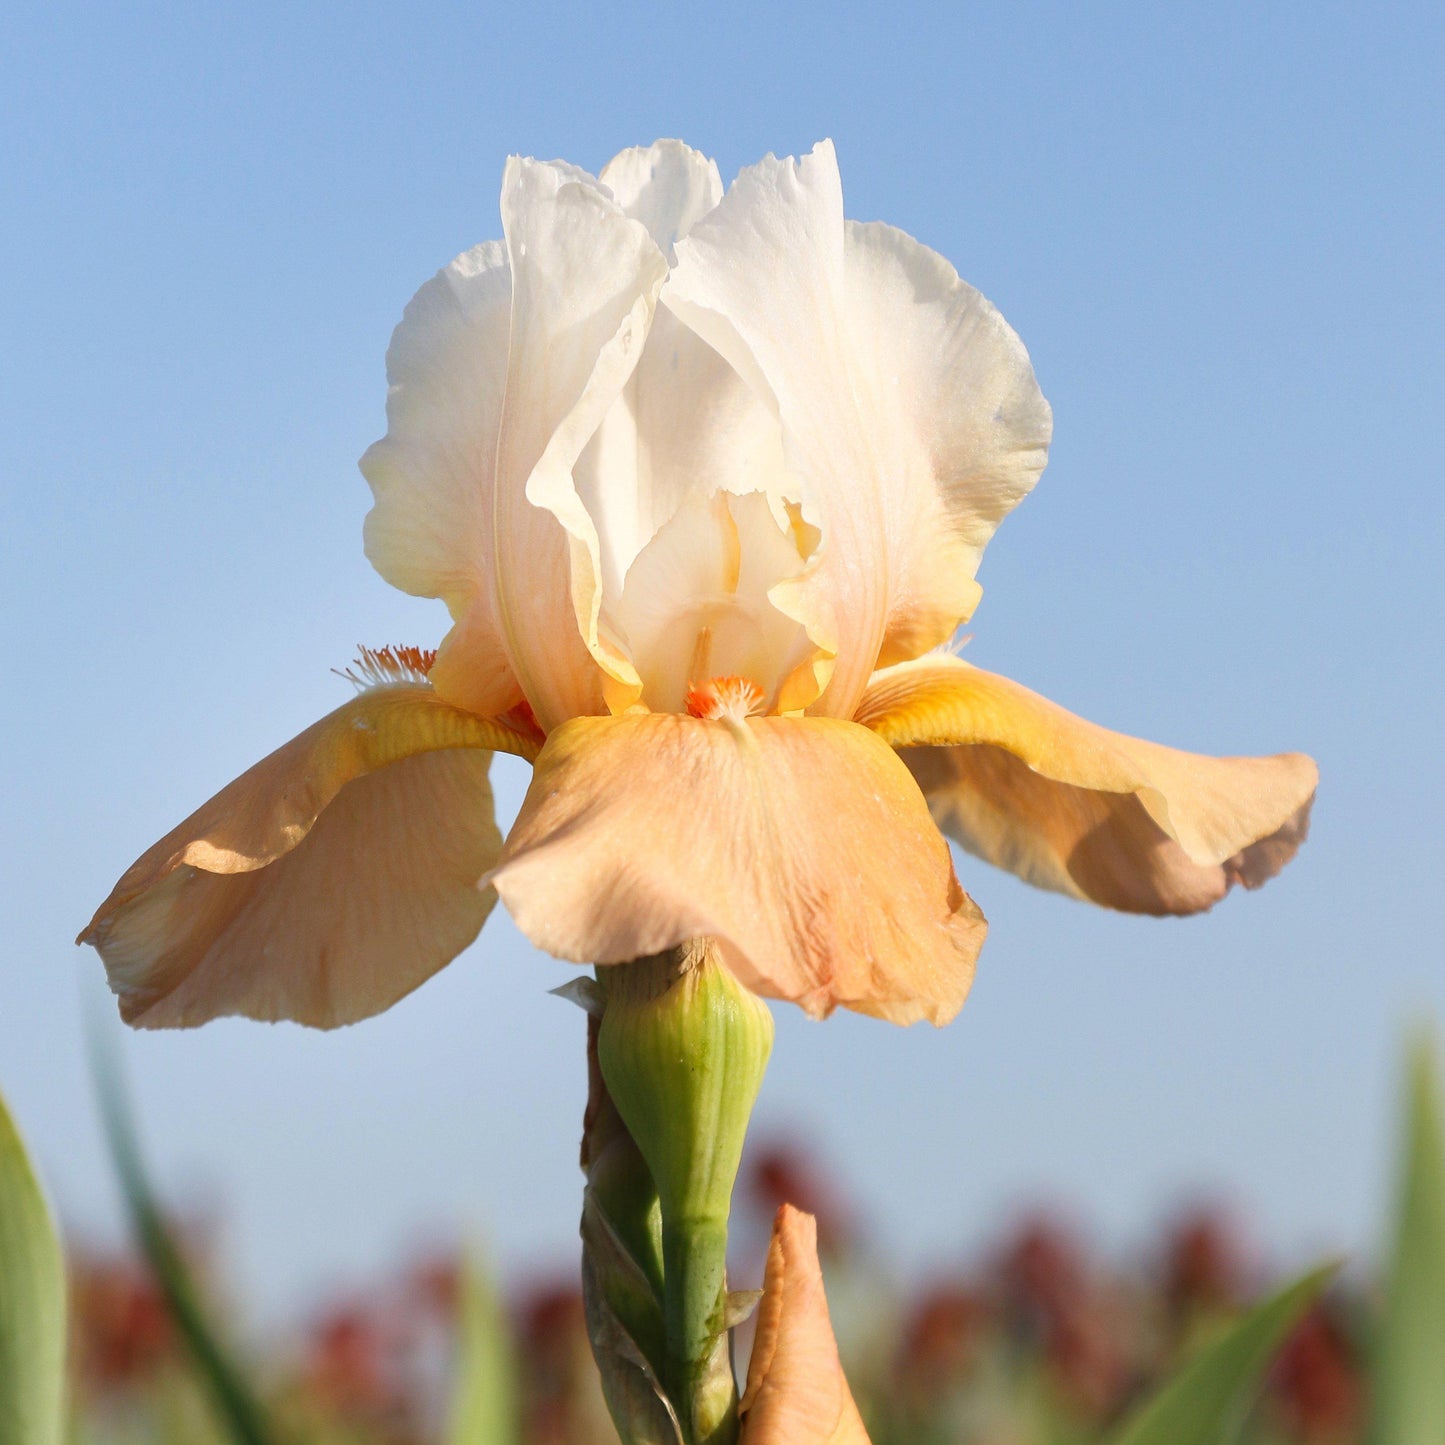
[{"xmin": 740, "ymin": 1206, "xmax": 871, "ymax": 1444}]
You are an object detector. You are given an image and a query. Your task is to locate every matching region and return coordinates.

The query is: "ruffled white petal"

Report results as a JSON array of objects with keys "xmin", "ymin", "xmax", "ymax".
[
  {"xmin": 489, "ymin": 157, "xmax": 669, "ymax": 726},
  {"xmin": 615, "ymin": 489, "xmax": 813, "ymax": 713},
  {"xmin": 664, "ymin": 142, "xmax": 1051, "ymax": 718},
  {"xmin": 842, "ymin": 220, "xmax": 1052, "ymax": 664},
  {"xmin": 599, "ymin": 139, "xmax": 723, "ymax": 261},
  {"xmin": 574, "ymin": 144, "xmax": 829, "ymax": 713},
  {"xmin": 362, "ymin": 140, "xmax": 1047, "ymax": 732},
  {"xmin": 573, "ymin": 306, "xmax": 794, "ymax": 637},
  {"xmin": 363, "ymin": 159, "xmax": 673, "ymax": 728},
  {"xmin": 360, "ymin": 242, "xmax": 521, "ymax": 716}
]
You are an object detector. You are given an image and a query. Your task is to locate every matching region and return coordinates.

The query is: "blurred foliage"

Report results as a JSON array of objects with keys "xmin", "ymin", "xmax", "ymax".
[
  {"xmin": 16, "ymin": 1032, "xmax": 1441, "ymax": 1444},
  {"xmin": 1369, "ymin": 1034, "xmax": 1445, "ymax": 1445},
  {"xmin": 1107, "ymin": 1264, "xmax": 1337, "ymax": 1445},
  {"xmin": 0, "ymin": 1087, "xmax": 67, "ymax": 1445},
  {"xmin": 92, "ymin": 1020, "xmax": 274, "ymax": 1443},
  {"xmin": 446, "ymin": 1253, "xmax": 519, "ymax": 1445},
  {"xmin": 59, "ymin": 1165, "xmax": 1374, "ymax": 1445}
]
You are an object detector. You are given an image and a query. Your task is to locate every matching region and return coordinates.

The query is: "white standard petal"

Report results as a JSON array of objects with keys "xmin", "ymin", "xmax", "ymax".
[
  {"xmin": 615, "ymin": 489, "xmax": 815, "ymax": 714},
  {"xmin": 481, "ymin": 156, "xmax": 670, "ymax": 728},
  {"xmin": 576, "ymin": 143, "xmax": 798, "ymax": 696},
  {"xmin": 600, "ymin": 139, "xmax": 723, "ymax": 261},
  {"xmin": 574, "ymin": 306, "xmax": 797, "ymax": 650},
  {"xmin": 842, "ymin": 219, "xmax": 1052, "ymax": 666},
  {"xmin": 665, "ymin": 141, "xmax": 1051, "ymax": 718},
  {"xmin": 360, "ymin": 241, "xmax": 520, "ymax": 715}
]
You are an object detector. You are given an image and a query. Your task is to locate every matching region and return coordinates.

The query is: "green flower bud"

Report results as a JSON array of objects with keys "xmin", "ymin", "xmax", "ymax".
[
  {"xmin": 598, "ymin": 940, "xmax": 773, "ymax": 1228},
  {"xmin": 597, "ymin": 939, "xmax": 774, "ymax": 1445}
]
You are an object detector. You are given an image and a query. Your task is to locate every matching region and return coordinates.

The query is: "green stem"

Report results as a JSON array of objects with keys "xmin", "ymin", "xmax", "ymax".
[{"xmin": 662, "ymin": 1217, "xmax": 737, "ymax": 1445}]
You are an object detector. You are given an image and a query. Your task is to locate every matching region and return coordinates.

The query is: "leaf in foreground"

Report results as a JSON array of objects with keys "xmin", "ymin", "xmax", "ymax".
[
  {"xmin": 1371, "ymin": 1031, "xmax": 1445, "ymax": 1445},
  {"xmin": 0, "ymin": 1086, "xmax": 67, "ymax": 1445},
  {"xmin": 1107, "ymin": 1261, "xmax": 1337, "ymax": 1445}
]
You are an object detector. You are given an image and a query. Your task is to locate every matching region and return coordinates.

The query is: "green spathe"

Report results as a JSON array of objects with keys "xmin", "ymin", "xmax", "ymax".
[
  {"xmin": 598, "ymin": 941, "xmax": 774, "ymax": 1445},
  {"xmin": 599, "ymin": 941, "xmax": 774, "ymax": 1227}
]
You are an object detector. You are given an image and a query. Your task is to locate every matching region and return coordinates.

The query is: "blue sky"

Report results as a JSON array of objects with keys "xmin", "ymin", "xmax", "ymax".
[{"xmin": 2, "ymin": 0, "xmax": 1441, "ymax": 1314}]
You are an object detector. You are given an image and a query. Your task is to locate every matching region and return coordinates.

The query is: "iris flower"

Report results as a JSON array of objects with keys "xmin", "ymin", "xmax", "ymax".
[{"xmin": 80, "ymin": 140, "xmax": 1316, "ymax": 1032}]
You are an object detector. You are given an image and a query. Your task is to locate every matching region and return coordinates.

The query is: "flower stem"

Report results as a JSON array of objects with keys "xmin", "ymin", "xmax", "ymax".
[{"xmin": 662, "ymin": 1216, "xmax": 737, "ymax": 1445}]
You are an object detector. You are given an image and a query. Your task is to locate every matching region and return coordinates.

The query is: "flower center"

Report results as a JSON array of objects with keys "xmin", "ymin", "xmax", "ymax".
[
  {"xmin": 613, "ymin": 490, "xmax": 818, "ymax": 717},
  {"xmin": 685, "ymin": 676, "xmax": 766, "ymax": 722}
]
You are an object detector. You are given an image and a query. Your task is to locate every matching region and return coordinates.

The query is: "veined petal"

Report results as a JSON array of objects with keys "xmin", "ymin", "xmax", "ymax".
[
  {"xmin": 587, "ymin": 141, "xmax": 759, "ymax": 611},
  {"xmin": 739, "ymin": 1207, "xmax": 872, "ymax": 1445},
  {"xmin": 489, "ymin": 712, "xmax": 984, "ymax": 1025},
  {"xmin": 491, "ymin": 157, "xmax": 669, "ymax": 726},
  {"xmin": 360, "ymin": 241, "xmax": 522, "ymax": 718},
  {"xmin": 843, "ymin": 219, "xmax": 1052, "ymax": 665},
  {"xmin": 615, "ymin": 489, "xmax": 816, "ymax": 714},
  {"xmin": 599, "ymin": 139, "xmax": 723, "ymax": 261},
  {"xmin": 79, "ymin": 686, "xmax": 531, "ymax": 1028},
  {"xmin": 553, "ymin": 143, "xmax": 806, "ymax": 707},
  {"xmin": 664, "ymin": 142, "xmax": 1049, "ymax": 718},
  {"xmin": 574, "ymin": 305, "xmax": 796, "ymax": 643},
  {"xmin": 855, "ymin": 656, "xmax": 1317, "ymax": 915}
]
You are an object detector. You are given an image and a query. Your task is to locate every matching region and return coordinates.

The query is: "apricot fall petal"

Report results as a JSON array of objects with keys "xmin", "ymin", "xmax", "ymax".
[
  {"xmin": 80, "ymin": 686, "xmax": 523, "ymax": 1027},
  {"xmin": 490, "ymin": 712, "xmax": 985, "ymax": 1025},
  {"xmin": 856, "ymin": 655, "xmax": 1317, "ymax": 914}
]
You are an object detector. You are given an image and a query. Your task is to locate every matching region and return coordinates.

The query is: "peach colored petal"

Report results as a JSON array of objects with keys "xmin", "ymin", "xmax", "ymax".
[
  {"xmin": 427, "ymin": 595, "xmax": 527, "ymax": 720},
  {"xmin": 855, "ymin": 656, "xmax": 1317, "ymax": 915},
  {"xmin": 489, "ymin": 713, "xmax": 984, "ymax": 1025},
  {"xmin": 79, "ymin": 685, "xmax": 530, "ymax": 1028},
  {"xmin": 739, "ymin": 1207, "xmax": 871, "ymax": 1445}
]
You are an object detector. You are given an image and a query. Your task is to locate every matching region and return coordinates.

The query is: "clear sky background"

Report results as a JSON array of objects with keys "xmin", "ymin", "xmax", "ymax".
[{"xmin": 2, "ymin": 1, "xmax": 1441, "ymax": 1319}]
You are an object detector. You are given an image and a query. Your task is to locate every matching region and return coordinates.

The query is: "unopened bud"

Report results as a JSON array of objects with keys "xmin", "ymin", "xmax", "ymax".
[
  {"xmin": 598, "ymin": 939, "xmax": 773, "ymax": 1232},
  {"xmin": 597, "ymin": 939, "xmax": 774, "ymax": 1445}
]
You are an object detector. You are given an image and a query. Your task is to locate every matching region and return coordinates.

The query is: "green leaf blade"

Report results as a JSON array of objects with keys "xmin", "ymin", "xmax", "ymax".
[
  {"xmin": 447, "ymin": 1249, "xmax": 520, "ymax": 1445},
  {"xmin": 92, "ymin": 1026, "xmax": 274, "ymax": 1445},
  {"xmin": 1108, "ymin": 1262, "xmax": 1337, "ymax": 1445},
  {"xmin": 0, "ymin": 1087, "xmax": 67, "ymax": 1445},
  {"xmin": 1371, "ymin": 1032, "xmax": 1445, "ymax": 1445}
]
